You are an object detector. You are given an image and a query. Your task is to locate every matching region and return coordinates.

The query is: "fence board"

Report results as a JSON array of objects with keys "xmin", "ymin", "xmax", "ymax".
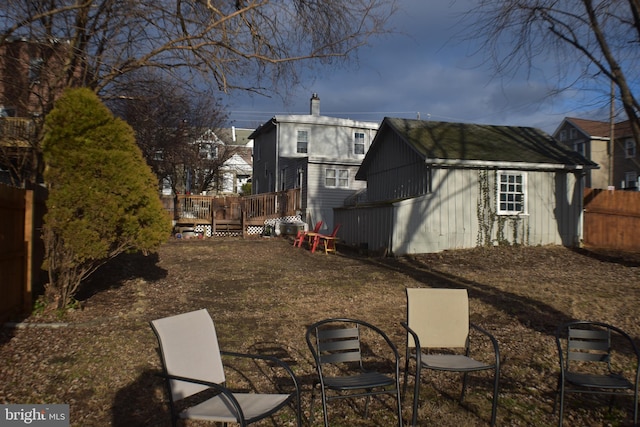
[
  {"xmin": 0, "ymin": 185, "xmax": 27, "ymax": 322},
  {"xmin": 583, "ymin": 188, "xmax": 640, "ymax": 251}
]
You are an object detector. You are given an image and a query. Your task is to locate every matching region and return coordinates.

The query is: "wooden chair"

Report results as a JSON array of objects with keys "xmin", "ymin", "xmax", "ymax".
[
  {"xmin": 311, "ymin": 224, "xmax": 341, "ymax": 254},
  {"xmin": 293, "ymin": 220, "xmax": 323, "ymax": 248}
]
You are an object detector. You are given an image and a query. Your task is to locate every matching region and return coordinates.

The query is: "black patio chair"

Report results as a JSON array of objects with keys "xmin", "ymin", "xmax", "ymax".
[
  {"xmin": 554, "ymin": 320, "xmax": 640, "ymax": 426},
  {"xmin": 306, "ymin": 318, "xmax": 403, "ymax": 426}
]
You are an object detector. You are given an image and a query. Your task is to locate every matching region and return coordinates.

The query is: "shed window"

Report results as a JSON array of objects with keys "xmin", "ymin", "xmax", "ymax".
[
  {"xmin": 325, "ymin": 168, "xmax": 349, "ymax": 188},
  {"xmin": 497, "ymin": 171, "xmax": 526, "ymax": 215}
]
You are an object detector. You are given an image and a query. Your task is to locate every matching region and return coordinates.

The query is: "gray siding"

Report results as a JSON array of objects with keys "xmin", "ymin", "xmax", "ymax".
[
  {"xmin": 337, "ymin": 168, "xmax": 584, "ymax": 255},
  {"xmin": 306, "ymin": 162, "xmax": 365, "ymax": 233},
  {"xmin": 366, "ymin": 131, "xmax": 430, "ymax": 201}
]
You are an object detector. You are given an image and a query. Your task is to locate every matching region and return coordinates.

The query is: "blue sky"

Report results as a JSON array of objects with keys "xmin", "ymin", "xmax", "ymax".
[{"xmin": 222, "ymin": 1, "xmax": 615, "ymax": 134}]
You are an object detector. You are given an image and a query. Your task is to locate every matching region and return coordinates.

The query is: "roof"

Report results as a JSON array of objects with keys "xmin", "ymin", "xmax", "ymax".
[
  {"xmin": 357, "ymin": 118, "xmax": 597, "ymax": 179},
  {"xmin": 560, "ymin": 117, "xmax": 635, "ymax": 138},
  {"xmin": 249, "ymin": 115, "xmax": 378, "ymax": 139}
]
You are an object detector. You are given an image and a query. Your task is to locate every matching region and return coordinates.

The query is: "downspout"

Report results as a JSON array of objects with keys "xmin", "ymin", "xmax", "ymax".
[
  {"xmin": 274, "ymin": 118, "xmax": 279, "ymax": 193},
  {"xmin": 577, "ymin": 170, "xmax": 586, "ymax": 247}
]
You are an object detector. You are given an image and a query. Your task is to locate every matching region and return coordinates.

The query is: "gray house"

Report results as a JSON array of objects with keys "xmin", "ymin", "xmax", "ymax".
[
  {"xmin": 249, "ymin": 94, "xmax": 378, "ymax": 233},
  {"xmin": 336, "ymin": 117, "xmax": 598, "ymax": 255}
]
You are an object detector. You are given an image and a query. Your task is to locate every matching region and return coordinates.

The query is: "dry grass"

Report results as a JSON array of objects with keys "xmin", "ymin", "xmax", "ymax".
[{"xmin": 2, "ymin": 238, "xmax": 640, "ymax": 426}]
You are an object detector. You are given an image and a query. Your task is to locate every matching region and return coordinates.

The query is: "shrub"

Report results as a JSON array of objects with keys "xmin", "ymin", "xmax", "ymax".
[{"xmin": 42, "ymin": 88, "xmax": 172, "ymax": 308}]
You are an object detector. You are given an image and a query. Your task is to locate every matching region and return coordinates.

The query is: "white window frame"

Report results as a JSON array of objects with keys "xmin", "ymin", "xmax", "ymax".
[
  {"xmin": 625, "ymin": 139, "xmax": 636, "ymax": 159},
  {"xmin": 354, "ymin": 132, "xmax": 366, "ymax": 155},
  {"xmin": 325, "ymin": 168, "xmax": 349, "ymax": 188},
  {"xmin": 297, "ymin": 129, "xmax": 309, "ymax": 154},
  {"xmin": 497, "ymin": 171, "xmax": 527, "ymax": 215}
]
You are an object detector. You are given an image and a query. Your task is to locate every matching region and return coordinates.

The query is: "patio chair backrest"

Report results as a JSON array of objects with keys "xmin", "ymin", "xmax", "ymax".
[
  {"xmin": 151, "ymin": 309, "xmax": 226, "ymax": 402},
  {"xmin": 406, "ymin": 288, "xmax": 469, "ymax": 349}
]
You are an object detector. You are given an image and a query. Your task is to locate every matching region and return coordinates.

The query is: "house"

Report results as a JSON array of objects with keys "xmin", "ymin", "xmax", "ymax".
[
  {"xmin": 249, "ymin": 94, "xmax": 378, "ymax": 232},
  {"xmin": 160, "ymin": 127, "xmax": 253, "ymax": 196},
  {"xmin": 0, "ymin": 37, "xmax": 88, "ymax": 186},
  {"xmin": 335, "ymin": 117, "xmax": 597, "ymax": 256},
  {"xmin": 553, "ymin": 117, "xmax": 639, "ymax": 189}
]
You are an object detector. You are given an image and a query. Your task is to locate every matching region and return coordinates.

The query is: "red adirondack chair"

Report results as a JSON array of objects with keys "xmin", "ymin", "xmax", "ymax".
[
  {"xmin": 293, "ymin": 220, "xmax": 323, "ymax": 248},
  {"xmin": 311, "ymin": 224, "xmax": 341, "ymax": 254}
]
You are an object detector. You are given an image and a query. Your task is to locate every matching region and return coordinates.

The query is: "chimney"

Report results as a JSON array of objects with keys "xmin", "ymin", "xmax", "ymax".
[{"xmin": 310, "ymin": 93, "xmax": 320, "ymax": 116}]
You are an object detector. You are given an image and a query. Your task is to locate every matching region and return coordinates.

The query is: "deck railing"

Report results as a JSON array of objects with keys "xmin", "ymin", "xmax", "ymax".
[
  {"xmin": 173, "ymin": 188, "xmax": 301, "ymax": 225},
  {"xmin": 0, "ymin": 118, "xmax": 37, "ymax": 143}
]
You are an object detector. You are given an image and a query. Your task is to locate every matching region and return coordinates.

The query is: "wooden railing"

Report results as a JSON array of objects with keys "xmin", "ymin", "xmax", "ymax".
[
  {"xmin": 173, "ymin": 188, "xmax": 301, "ymax": 225},
  {"xmin": 242, "ymin": 188, "xmax": 301, "ymax": 220},
  {"xmin": 0, "ymin": 117, "xmax": 37, "ymax": 144}
]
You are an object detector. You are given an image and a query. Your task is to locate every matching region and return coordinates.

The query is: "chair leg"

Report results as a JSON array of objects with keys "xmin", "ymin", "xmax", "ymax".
[
  {"xmin": 395, "ymin": 384, "xmax": 404, "ymax": 427},
  {"xmin": 320, "ymin": 388, "xmax": 330, "ymax": 427},
  {"xmin": 460, "ymin": 371, "xmax": 469, "ymax": 403},
  {"xmin": 411, "ymin": 362, "xmax": 422, "ymax": 427},
  {"xmin": 490, "ymin": 369, "xmax": 499, "ymax": 427},
  {"xmin": 557, "ymin": 384, "xmax": 565, "ymax": 427}
]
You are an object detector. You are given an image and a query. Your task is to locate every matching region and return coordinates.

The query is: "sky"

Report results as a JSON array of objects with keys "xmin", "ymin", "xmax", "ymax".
[{"xmin": 221, "ymin": 1, "xmax": 615, "ymax": 134}]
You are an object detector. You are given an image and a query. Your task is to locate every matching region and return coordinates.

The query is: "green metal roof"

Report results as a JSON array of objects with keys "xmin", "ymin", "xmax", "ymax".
[{"xmin": 383, "ymin": 117, "xmax": 595, "ymax": 164}]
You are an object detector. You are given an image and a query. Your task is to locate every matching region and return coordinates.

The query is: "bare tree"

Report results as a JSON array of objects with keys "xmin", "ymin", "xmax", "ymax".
[
  {"xmin": 466, "ymin": 0, "xmax": 640, "ymax": 145},
  {"xmin": 0, "ymin": 0, "xmax": 397, "ymax": 186},
  {"xmin": 109, "ymin": 73, "xmax": 242, "ymax": 195}
]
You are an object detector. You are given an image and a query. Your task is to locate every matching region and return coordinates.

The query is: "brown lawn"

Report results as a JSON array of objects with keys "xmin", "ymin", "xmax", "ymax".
[{"xmin": 1, "ymin": 238, "xmax": 640, "ymax": 426}]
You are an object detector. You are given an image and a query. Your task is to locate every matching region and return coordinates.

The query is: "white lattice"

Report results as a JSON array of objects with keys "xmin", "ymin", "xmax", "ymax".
[{"xmin": 194, "ymin": 224, "xmax": 212, "ymax": 237}]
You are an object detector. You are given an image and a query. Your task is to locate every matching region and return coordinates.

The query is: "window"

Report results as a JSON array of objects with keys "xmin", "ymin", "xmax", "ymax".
[
  {"xmin": 625, "ymin": 139, "xmax": 636, "ymax": 158},
  {"xmin": 297, "ymin": 130, "xmax": 308, "ymax": 153},
  {"xmin": 497, "ymin": 171, "xmax": 526, "ymax": 215},
  {"xmin": 569, "ymin": 128, "xmax": 577, "ymax": 139},
  {"xmin": 573, "ymin": 141, "xmax": 585, "ymax": 157},
  {"xmin": 559, "ymin": 130, "xmax": 567, "ymax": 141},
  {"xmin": 354, "ymin": 132, "xmax": 365, "ymax": 155},
  {"xmin": 625, "ymin": 171, "xmax": 638, "ymax": 189},
  {"xmin": 325, "ymin": 168, "xmax": 349, "ymax": 188},
  {"xmin": 29, "ymin": 58, "xmax": 43, "ymax": 84}
]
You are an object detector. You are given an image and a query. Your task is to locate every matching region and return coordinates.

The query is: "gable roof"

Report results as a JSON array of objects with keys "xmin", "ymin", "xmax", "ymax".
[
  {"xmin": 557, "ymin": 117, "xmax": 635, "ymax": 139},
  {"xmin": 357, "ymin": 118, "xmax": 597, "ymax": 179}
]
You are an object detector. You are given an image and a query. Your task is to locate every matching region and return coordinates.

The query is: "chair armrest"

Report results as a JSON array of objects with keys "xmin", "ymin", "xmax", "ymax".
[
  {"xmin": 401, "ymin": 321, "xmax": 423, "ymax": 367},
  {"xmin": 156, "ymin": 372, "xmax": 247, "ymax": 420},
  {"xmin": 220, "ymin": 350, "xmax": 301, "ymax": 396},
  {"xmin": 470, "ymin": 323, "xmax": 500, "ymax": 366}
]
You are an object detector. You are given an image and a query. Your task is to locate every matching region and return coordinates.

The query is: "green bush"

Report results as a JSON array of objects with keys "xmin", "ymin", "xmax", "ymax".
[{"xmin": 42, "ymin": 88, "xmax": 172, "ymax": 308}]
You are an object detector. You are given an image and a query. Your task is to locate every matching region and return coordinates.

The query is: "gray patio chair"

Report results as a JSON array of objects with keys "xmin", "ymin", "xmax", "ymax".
[
  {"xmin": 401, "ymin": 288, "xmax": 500, "ymax": 427},
  {"xmin": 554, "ymin": 320, "xmax": 640, "ymax": 426},
  {"xmin": 150, "ymin": 309, "xmax": 301, "ymax": 427},
  {"xmin": 306, "ymin": 318, "xmax": 403, "ymax": 427}
]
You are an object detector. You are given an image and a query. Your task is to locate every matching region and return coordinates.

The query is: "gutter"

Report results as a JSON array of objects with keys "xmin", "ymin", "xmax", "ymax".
[{"xmin": 425, "ymin": 158, "xmax": 598, "ymax": 171}]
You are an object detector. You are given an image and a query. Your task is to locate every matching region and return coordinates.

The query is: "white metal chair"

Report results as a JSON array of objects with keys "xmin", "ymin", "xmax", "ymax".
[
  {"xmin": 401, "ymin": 288, "xmax": 500, "ymax": 426},
  {"xmin": 554, "ymin": 320, "xmax": 640, "ymax": 426},
  {"xmin": 150, "ymin": 309, "xmax": 301, "ymax": 427}
]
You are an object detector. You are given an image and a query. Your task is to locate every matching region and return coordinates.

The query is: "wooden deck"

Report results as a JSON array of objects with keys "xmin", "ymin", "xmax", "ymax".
[{"xmin": 171, "ymin": 189, "xmax": 301, "ymax": 236}]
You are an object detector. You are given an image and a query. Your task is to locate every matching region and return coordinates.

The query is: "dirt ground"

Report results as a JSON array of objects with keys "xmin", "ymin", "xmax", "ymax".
[{"xmin": 2, "ymin": 237, "xmax": 640, "ymax": 426}]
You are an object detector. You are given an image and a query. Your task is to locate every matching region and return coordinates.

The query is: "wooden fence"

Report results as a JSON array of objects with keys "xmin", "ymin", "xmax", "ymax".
[
  {"xmin": 0, "ymin": 184, "xmax": 46, "ymax": 323},
  {"xmin": 583, "ymin": 187, "xmax": 640, "ymax": 251}
]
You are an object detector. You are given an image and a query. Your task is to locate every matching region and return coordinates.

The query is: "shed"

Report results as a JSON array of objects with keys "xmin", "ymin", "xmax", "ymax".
[{"xmin": 335, "ymin": 117, "xmax": 598, "ymax": 255}]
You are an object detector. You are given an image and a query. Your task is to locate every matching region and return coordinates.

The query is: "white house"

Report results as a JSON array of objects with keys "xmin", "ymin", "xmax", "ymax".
[
  {"xmin": 249, "ymin": 94, "xmax": 379, "ymax": 232},
  {"xmin": 336, "ymin": 117, "xmax": 598, "ymax": 255}
]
